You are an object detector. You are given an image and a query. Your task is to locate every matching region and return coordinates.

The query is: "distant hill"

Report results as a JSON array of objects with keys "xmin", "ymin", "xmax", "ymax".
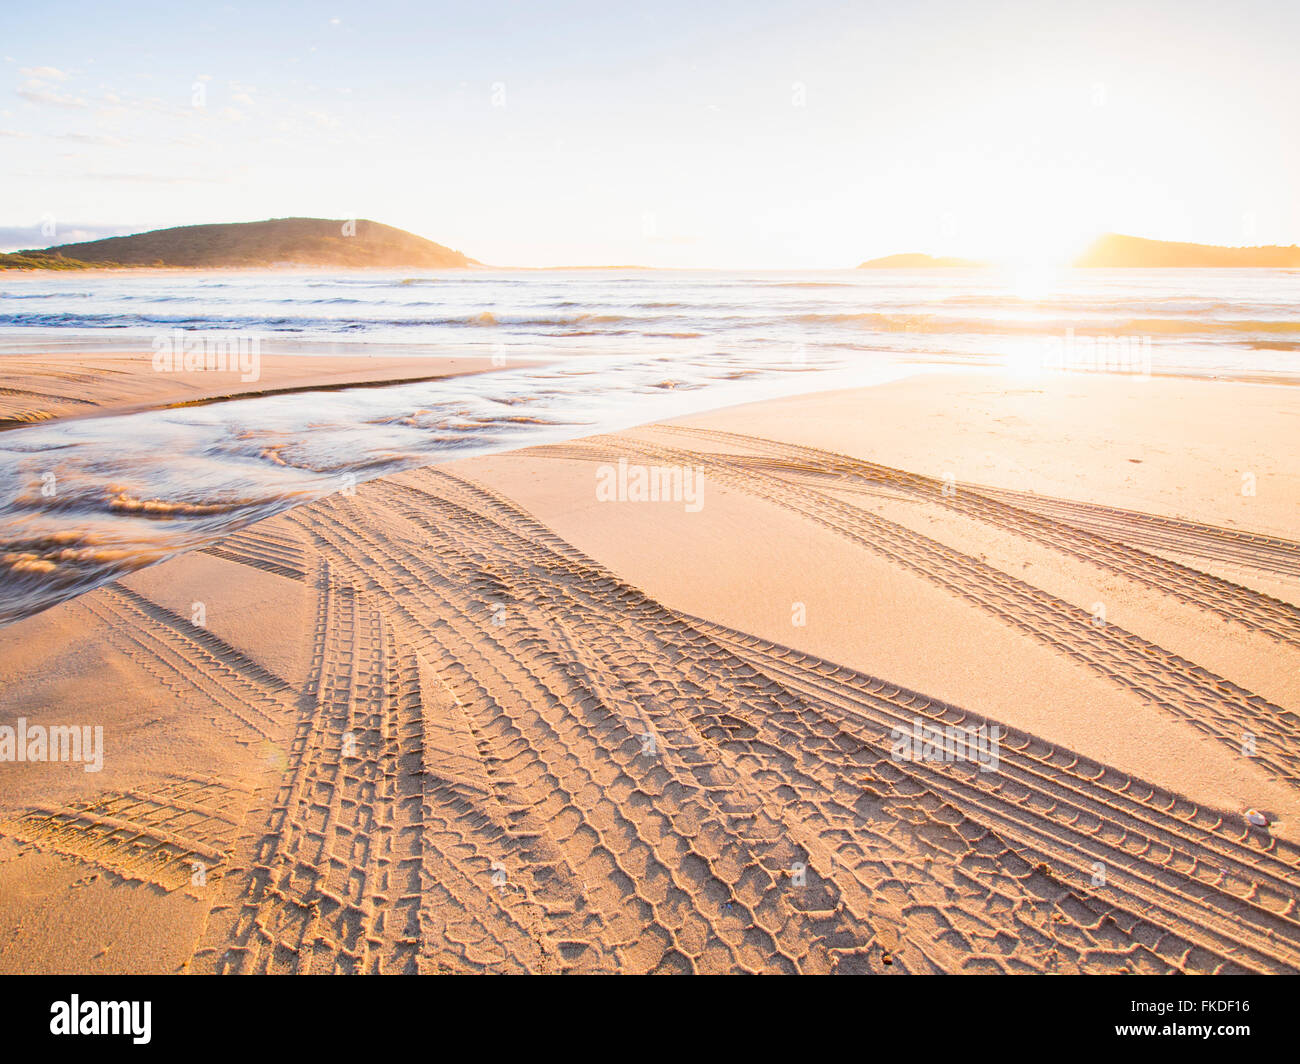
[
  {"xmin": 0, "ymin": 251, "xmax": 115, "ymax": 270},
  {"xmin": 1074, "ymin": 233, "xmax": 1300, "ymax": 268},
  {"xmin": 857, "ymin": 252, "xmax": 986, "ymax": 269},
  {"xmin": 5, "ymin": 218, "xmax": 478, "ymax": 269}
]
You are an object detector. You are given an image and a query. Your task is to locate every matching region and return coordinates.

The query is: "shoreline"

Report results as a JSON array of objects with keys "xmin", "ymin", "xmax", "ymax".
[{"xmin": 4, "ymin": 339, "xmax": 1299, "ymax": 432}]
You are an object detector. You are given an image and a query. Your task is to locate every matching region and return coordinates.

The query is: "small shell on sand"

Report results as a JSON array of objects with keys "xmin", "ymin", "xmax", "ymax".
[{"xmin": 1245, "ymin": 809, "xmax": 1269, "ymax": 827}]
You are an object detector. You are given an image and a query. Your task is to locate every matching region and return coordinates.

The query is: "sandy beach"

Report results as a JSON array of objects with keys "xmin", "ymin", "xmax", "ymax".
[{"xmin": 1, "ymin": 365, "xmax": 1297, "ymax": 974}]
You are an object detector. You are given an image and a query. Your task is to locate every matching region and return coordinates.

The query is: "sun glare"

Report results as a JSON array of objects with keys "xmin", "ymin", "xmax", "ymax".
[{"xmin": 1006, "ymin": 262, "xmax": 1062, "ymax": 302}]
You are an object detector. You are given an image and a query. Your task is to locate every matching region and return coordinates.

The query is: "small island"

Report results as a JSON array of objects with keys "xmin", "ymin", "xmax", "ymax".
[
  {"xmin": 857, "ymin": 234, "xmax": 1300, "ymax": 270},
  {"xmin": 1073, "ymin": 233, "xmax": 1300, "ymax": 268},
  {"xmin": 0, "ymin": 217, "xmax": 478, "ymax": 270},
  {"xmin": 857, "ymin": 252, "xmax": 986, "ymax": 269}
]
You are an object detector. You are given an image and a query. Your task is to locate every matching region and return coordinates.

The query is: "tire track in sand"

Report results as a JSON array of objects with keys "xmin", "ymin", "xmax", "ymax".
[
  {"xmin": 251, "ymin": 467, "xmax": 1300, "ymax": 972},
  {"xmin": 533, "ymin": 434, "xmax": 1300, "ymax": 788}
]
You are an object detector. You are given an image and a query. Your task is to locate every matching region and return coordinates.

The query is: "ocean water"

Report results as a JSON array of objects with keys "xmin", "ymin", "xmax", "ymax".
[
  {"xmin": 4, "ymin": 267, "xmax": 1300, "ymax": 374},
  {"xmin": 1, "ymin": 266, "xmax": 1297, "ymax": 624}
]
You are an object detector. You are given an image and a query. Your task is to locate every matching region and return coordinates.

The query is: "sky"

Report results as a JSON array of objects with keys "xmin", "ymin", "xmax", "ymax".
[{"xmin": 1, "ymin": 0, "xmax": 1298, "ymax": 267}]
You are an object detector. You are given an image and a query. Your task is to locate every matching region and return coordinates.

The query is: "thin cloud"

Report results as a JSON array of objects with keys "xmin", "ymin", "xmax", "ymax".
[
  {"xmin": 18, "ymin": 65, "xmax": 67, "ymax": 81},
  {"xmin": 0, "ymin": 222, "xmax": 138, "ymax": 252},
  {"xmin": 17, "ymin": 86, "xmax": 89, "ymax": 108},
  {"xmin": 54, "ymin": 132, "xmax": 127, "ymax": 145},
  {"xmin": 89, "ymin": 172, "xmax": 225, "ymax": 184},
  {"xmin": 6, "ymin": 168, "xmax": 226, "ymax": 185}
]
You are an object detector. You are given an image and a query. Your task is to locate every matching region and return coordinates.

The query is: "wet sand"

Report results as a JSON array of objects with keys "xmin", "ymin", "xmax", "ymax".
[{"xmin": 0, "ymin": 350, "xmax": 505, "ymax": 427}]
